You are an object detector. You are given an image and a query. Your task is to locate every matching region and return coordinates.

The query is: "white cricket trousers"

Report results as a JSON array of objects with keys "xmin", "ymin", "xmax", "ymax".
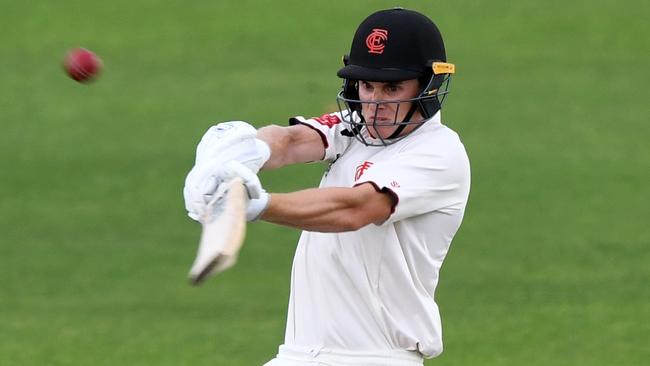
[{"xmin": 263, "ymin": 345, "xmax": 424, "ymax": 366}]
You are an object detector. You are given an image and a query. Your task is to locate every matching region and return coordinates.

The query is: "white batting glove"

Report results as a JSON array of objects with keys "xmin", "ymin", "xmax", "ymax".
[
  {"xmin": 224, "ymin": 161, "xmax": 270, "ymax": 222},
  {"xmin": 195, "ymin": 121, "xmax": 270, "ymax": 173},
  {"xmin": 184, "ymin": 160, "xmax": 269, "ymax": 222},
  {"xmin": 184, "ymin": 160, "xmax": 232, "ymax": 221},
  {"xmin": 184, "ymin": 154, "xmax": 266, "ymax": 221},
  {"xmin": 243, "ymin": 194, "xmax": 269, "ymax": 221},
  {"xmin": 184, "ymin": 121, "xmax": 270, "ymax": 220}
]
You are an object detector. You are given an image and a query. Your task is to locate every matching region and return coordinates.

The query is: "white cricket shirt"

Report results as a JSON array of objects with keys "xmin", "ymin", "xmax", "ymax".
[{"xmin": 283, "ymin": 111, "xmax": 470, "ymax": 358}]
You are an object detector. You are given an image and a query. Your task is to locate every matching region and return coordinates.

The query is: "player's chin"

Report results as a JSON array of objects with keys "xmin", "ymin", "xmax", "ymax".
[{"xmin": 366, "ymin": 125, "xmax": 398, "ymax": 140}]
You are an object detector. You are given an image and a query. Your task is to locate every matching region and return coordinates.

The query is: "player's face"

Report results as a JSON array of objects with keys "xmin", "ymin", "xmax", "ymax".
[{"xmin": 358, "ymin": 79, "xmax": 423, "ymax": 139}]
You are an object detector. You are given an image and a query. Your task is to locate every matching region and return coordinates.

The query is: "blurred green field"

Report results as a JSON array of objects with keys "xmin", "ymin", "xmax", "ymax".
[{"xmin": 1, "ymin": 0, "xmax": 649, "ymax": 365}]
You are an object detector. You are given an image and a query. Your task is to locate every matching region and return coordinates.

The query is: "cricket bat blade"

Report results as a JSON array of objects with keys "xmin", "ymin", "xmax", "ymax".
[{"xmin": 188, "ymin": 177, "xmax": 247, "ymax": 285}]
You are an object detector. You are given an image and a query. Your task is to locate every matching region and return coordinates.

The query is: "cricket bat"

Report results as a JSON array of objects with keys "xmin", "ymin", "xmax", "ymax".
[{"xmin": 188, "ymin": 177, "xmax": 247, "ymax": 285}]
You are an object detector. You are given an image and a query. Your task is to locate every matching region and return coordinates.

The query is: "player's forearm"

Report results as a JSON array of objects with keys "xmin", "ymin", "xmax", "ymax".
[
  {"xmin": 257, "ymin": 125, "xmax": 324, "ymax": 170},
  {"xmin": 256, "ymin": 125, "xmax": 291, "ymax": 169},
  {"xmin": 260, "ymin": 188, "xmax": 363, "ymax": 232},
  {"xmin": 260, "ymin": 185, "xmax": 392, "ymax": 233}
]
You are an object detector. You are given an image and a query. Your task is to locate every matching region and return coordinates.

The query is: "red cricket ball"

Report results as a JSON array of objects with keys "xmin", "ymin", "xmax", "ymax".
[{"xmin": 63, "ymin": 48, "xmax": 102, "ymax": 83}]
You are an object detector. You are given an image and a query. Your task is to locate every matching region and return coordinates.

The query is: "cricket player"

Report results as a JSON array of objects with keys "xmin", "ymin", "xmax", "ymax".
[{"xmin": 184, "ymin": 8, "xmax": 470, "ymax": 366}]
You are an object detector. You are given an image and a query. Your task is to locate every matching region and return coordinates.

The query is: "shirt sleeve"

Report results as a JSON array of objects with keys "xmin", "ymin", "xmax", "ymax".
[
  {"xmin": 289, "ymin": 111, "xmax": 354, "ymax": 162},
  {"xmin": 355, "ymin": 144, "xmax": 471, "ymax": 223}
]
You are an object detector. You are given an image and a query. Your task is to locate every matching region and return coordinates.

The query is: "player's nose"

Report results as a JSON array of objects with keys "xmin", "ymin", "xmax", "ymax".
[
  {"xmin": 368, "ymin": 89, "xmax": 384, "ymax": 102},
  {"xmin": 368, "ymin": 92, "xmax": 387, "ymax": 112},
  {"xmin": 365, "ymin": 100, "xmax": 380, "ymax": 114}
]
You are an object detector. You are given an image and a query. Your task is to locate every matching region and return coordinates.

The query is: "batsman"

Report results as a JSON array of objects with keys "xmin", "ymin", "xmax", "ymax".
[{"xmin": 184, "ymin": 8, "xmax": 471, "ymax": 366}]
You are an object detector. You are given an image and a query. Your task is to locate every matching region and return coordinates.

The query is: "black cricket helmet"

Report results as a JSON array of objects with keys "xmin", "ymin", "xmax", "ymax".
[{"xmin": 336, "ymin": 8, "xmax": 456, "ymax": 146}]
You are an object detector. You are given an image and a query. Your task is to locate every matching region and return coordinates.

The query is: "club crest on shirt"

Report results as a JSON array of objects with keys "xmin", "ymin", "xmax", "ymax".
[{"xmin": 355, "ymin": 161, "xmax": 374, "ymax": 181}]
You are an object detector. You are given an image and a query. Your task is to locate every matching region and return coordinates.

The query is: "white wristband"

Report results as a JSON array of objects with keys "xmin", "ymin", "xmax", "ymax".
[{"xmin": 246, "ymin": 191, "xmax": 270, "ymax": 222}]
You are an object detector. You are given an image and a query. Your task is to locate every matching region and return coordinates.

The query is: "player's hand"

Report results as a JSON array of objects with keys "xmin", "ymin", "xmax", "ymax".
[
  {"xmin": 195, "ymin": 121, "xmax": 270, "ymax": 174},
  {"xmin": 184, "ymin": 160, "xmax": 269, "ymax": 222},
  {"xmin": 224, "ymin": 160, "xmax": 270, "ymax": 221},
  {"xmin": 184, "ymin": 156, "xmax": 264, "ymax": 220},
  {"xmin": 184, "ymin": 120, "xmax": 270, "ymax": 220},
  {"xmin": 184, "ymin": 159, "xmax": 232, "ymax": 221}
]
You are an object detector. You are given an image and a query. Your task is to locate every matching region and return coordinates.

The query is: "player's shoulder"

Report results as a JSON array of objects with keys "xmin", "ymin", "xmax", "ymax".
[
  {"xmin": 400, "ymin": 120, "xmax": 465, "ymax": 154},
  {"xmin": 395, "ymin": 119, "xmax": 470, "ymax": 174}
]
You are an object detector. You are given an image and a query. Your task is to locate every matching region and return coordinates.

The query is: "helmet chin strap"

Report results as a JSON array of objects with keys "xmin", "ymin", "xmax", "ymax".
[{"xmin": 386, "ymin": 103, "xmax": 418, "ymax": 139}]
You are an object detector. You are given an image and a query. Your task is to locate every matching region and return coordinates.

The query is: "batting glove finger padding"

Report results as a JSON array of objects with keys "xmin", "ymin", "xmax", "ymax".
[
  {"xmin": 222, "ymin": 161, "xmax": 270, "ymax": 221},
  {"xmin": 184, "ymin": 121, "xmax": 271, "ymax": 221},
  {"xmin": 223, "ymin": 160, "xmax": 262, "ymax": 199},
  {"xmin": 195, "ymin": 121, "xmax": 256, "ymax": 163},
  {"xmin": 184, "ymin": 159, "xmax": 269, "ymax": 221},
  {"xmin": 195, "ymin": 121, "xmax": 270, "ymax": 174},
  {"xmin": 184, "ymin": 161, "xmax": 232, "ymax": 220}
]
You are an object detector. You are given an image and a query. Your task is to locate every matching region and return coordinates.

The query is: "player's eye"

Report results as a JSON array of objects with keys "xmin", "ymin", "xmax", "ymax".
[{"xmin": 385, "ymin": 84, "xmax": 401, "ymax": 94}]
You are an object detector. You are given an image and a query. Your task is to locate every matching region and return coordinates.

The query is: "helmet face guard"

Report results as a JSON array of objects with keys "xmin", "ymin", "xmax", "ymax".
[{"xmin": 336, "ymin": 63, "xmax": 454, "ymax": 146}]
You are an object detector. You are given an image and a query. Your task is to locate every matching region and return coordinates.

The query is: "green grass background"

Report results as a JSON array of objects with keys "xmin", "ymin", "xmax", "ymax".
[{"xmin": 1, "ymin": 0, "xmax": 648, "ymax": 365}]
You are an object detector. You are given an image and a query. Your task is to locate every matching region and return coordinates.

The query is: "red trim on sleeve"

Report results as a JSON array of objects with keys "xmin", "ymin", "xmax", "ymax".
[
  {"xmin": 289, "ymin": 117, "xmax": 329, "ymax": 149},
  {"xmin": 353, "ymin": 181, "xmax": 399, "ymax": 215}
]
